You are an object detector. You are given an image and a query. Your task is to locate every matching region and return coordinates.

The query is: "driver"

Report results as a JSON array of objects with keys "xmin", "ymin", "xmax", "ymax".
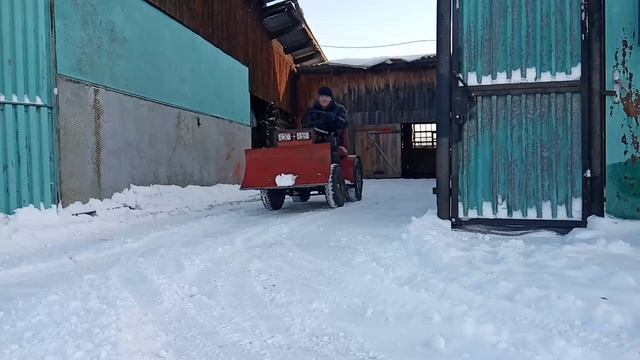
[{"xmin": 302, "ymin": 87, "xmax": 349, "ymax": 147}]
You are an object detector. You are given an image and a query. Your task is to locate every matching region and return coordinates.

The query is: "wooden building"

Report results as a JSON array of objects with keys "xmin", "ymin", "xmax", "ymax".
[{"xmin": 297, "ymin": 56, "xmax": 437, "ymax": 178}]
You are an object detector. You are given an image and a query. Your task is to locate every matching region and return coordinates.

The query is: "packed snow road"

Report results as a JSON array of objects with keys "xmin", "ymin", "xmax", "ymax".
[{"xmin": 1, "ymin": 180, "xmax": 639, "ymax": 359}]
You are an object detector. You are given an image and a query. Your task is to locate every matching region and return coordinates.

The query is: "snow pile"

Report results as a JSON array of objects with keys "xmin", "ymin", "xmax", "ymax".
[
  {"xmin": 400, "ymin": 212, "xmax": 640, "ymax": 358},
  {"xmin": 275, "ymin": 174, "xmax": 298, "ymax": 187},
  {"xmin": 467, "ymin": 64, "xmax": 582, "ymax": 85},
  {"xmin": 0, "ymin": 184, "xmax": 258, "ymax": 251},
  {"xmin": 1, "ymin": 179, "xmax": 639, "ymax": 359}
]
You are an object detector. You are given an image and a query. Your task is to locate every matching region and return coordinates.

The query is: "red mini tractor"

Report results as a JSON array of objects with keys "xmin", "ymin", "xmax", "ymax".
[{"xmin": 241, "ymin": 128, "xmax": 363, "ymax": 210}]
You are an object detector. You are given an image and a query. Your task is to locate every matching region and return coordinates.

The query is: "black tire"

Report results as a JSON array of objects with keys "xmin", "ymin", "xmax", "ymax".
[
  {"xmin": 346, "ymin": 157, "xmax": 364, "ymax": 202},
  {"xmin": 325, "ymin": 164, "xmax": 346, "ymax": 208},
  {"xmin": 291, "ymin": 191, "xmax": 311, "ymax": 203},
  {"xmin": 261, "ymin": 190, "xmax": 285, "ymax": 210}
]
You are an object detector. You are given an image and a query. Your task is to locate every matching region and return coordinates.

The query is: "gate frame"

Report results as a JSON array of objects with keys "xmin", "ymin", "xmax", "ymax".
[
  {"xmin": 50, "ymin": 0, "xmax": 62, "ymax": 208},
  {"xmin": 436, "ymin": 0, "xmax": 606, "ymax": 233}
]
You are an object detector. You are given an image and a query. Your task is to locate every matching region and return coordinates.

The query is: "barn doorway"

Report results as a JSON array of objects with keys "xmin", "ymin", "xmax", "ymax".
[{"xmin": 402, "ymin": 123, "xmax": 437, "ymax": 179}]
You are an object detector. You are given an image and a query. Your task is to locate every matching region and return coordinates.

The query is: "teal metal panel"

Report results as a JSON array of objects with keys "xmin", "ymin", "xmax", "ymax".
[
  {"xmin": 54, "ymin": 0, "xmax": 251, "ymax": 126},
  {"xmin": 0, "ymin": 0, "xmax": 57, "ymax": 214},
  {"xmin": 605, "ymin": 0, "xmax": 640, "ymax": 219},
  {"xmin": 462, "ymin": 0, "xmax": 582, "ymax": 84},
  {"xmin": 456, "ymin": 0, "xmax": 584, "ymax": 220},
  {"xmin": 458, "ymin": 93, "xmax": 582, "ymax": 219}
]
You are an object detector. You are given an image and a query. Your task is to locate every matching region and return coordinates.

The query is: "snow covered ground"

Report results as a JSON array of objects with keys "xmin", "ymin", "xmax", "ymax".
[{"xmin": 1, "ymin": 180, "xmax": 639, "ymax": 359}]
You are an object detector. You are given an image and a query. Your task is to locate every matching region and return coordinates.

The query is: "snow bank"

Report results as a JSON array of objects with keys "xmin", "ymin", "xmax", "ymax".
[
  {"xmin": 400, "ymin": 212, "xmax": 640, "ymax": 358},
  {"xmin": 0, "ymin": 184, "xmax": 259, "ymax": 251}
]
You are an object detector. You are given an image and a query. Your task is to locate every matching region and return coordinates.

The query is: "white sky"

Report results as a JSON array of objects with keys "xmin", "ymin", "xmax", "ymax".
[{"xmin": 297, "ymin": 0, "xmax": 437, "ymax": 61}]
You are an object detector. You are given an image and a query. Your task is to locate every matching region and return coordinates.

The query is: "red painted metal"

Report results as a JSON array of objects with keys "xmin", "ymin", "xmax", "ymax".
[
  {"xmin": 278, "ymin": 139, "xmax": 314, "ymax": 147},
  {"xmin": 241, "ymin": 143, "xmax": 332, "ymax": 189},
  {"xmin": 341, "ymin": 155, "xmax": 358, "ymax": 183}
]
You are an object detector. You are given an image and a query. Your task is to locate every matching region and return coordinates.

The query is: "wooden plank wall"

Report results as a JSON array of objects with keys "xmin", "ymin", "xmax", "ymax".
[
  {"xmin": 355, "ymin": 125, "xmax": 402, "ymax": 178},
  {"xmin": 297, "ymin": 66, "xmax": 437, "ymax": 126}
]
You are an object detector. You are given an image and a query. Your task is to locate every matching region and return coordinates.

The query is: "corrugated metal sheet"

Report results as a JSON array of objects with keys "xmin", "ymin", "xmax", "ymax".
[
  {"xmin": 459, "ymin": 93, "xmax": 583, "ymax": 219},
  {"xmin": 461, "ymin": 0, "xmax": 582, "ymax": 83},
  {"xmin": 0, "ymin": 0, "xmax": 57, "ymax": 214},
  {"xmin": 146, "ymin": 0, "xmax": 298, "ymax": 114},
  {"xmin": 456, "ymin": 0, "xmax": 584, "ymax": 220}
]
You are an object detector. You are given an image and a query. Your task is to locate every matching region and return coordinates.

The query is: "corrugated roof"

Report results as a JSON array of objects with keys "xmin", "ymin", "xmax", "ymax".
[{"xmin": 260, "ymin": 0, "xmax": 326, "ymax": 66}]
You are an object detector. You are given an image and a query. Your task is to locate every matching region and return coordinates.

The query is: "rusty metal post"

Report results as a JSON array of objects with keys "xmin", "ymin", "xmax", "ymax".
[{"xmin": 436, "ymin": 0, "xmax": 452, "ymax": 220}]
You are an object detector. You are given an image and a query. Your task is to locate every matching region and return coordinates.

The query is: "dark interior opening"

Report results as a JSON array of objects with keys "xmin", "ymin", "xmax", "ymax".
[{"xmin": 402, "ymin": 123, "xmax": 437, "ymax": 179}]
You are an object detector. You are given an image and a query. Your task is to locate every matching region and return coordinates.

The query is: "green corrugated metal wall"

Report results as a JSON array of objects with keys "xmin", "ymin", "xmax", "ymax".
[
  {"xmin": 462, "ymin": 0, "xmax": 582, "ymax": 82},
  {"xmin": 457, "ymin": 0, "xmax": 584, "ymax": 220},
  {"xmin": 0, "ymin": 0, "xmax": 57, "ymax": 214}
]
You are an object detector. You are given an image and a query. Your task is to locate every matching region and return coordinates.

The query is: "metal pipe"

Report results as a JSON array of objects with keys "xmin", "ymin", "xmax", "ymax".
[
  {"xmin": 588, "ymin": 0, "xmax": 605, "ymax": 216},
  {"xmin": 436, "ymin": 0, "xmax": 452, "ymax": 220}
]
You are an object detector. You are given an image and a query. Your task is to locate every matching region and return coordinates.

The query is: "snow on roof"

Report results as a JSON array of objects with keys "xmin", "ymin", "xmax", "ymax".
[{"xmin": 325, "ymin": 54, "xmax": 436, "ymax": 69}]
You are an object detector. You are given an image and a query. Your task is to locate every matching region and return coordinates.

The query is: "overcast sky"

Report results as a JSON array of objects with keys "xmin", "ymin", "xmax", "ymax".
[{"xmin": 297, "ymin": 0, "xmax": 437, "ymax": 61}]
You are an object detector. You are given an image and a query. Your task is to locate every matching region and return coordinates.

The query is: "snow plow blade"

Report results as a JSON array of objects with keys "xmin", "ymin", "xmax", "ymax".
[{"xmin": 241, "ymin": 143, "xmax": 332, "ymax": 190}]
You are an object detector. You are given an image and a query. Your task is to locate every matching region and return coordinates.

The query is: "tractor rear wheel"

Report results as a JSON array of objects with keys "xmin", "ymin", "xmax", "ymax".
[
  {"xmin": 261, "ymin": 190, "xmax": 286, "ymax": 210},
  {"xmin": 325, "ymin": 164, "xmax": 346, "ymax": 208},
  {"xmin": 346, "ymin": 157, "xmax": 364, "ymax": 202},
  {"xmin": 292, "ymin": 191, "xmax": 311, "ymax": 203}
]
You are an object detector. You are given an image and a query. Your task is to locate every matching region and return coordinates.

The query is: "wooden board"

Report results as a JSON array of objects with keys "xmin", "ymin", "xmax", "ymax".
[{"xmin": 355, "ymin": 125, "xmax": 402, "ymax": 178}]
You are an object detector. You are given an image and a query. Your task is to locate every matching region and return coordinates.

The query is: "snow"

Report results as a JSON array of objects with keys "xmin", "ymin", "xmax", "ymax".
[
  {"xmin": 275, "ymin": 173, "xmax": 298, "ymax": 187},
  {"xmin": 0, "ymin": 93, "xmax": 44, "ymax": 104},
  {"xmin": 461, "ymin": 198, "xmax": 583, "ymax": 220},
  {"xmin": 467, "ymin": 64, "xmax": 582, "ymax": 86},
  {"xmin": 328, "ymin": 54, "xmax": 433, "ymax": 69},
  {"xmin": 1, "ymin": 179, "xmax": 639, "ymax": 359}
]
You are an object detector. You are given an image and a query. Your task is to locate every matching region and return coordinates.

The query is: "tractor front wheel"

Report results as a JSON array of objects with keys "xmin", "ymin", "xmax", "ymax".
[
  {"xmin": 325, "ymin": 164, "xmax": 346, "ymax": 208},
  {"xmin": 261, "ymin": 190, "xmax": 286, "ymax": 210}
]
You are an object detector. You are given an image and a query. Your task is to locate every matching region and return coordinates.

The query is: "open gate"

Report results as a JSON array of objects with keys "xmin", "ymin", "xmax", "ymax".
[{"xmin": 448, "ymin": 0, "xmax": 590, "ymax": 230}]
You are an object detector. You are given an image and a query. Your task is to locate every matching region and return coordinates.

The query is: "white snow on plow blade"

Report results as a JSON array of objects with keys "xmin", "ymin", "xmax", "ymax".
[{"xmin": 275, "ymin": 174, "xmax": 298, "ymax": 187}]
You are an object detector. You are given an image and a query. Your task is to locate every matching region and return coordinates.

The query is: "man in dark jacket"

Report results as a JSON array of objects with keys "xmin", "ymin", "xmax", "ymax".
[{"xmin": 302, "ymin": 86, "xmax": 349, "ymax": 144}]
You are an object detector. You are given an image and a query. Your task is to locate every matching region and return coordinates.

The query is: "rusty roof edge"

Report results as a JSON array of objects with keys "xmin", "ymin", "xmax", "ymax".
[
  {"xmin": 260, "ymin": 0, "xmax": 327, "ymax": 66},
  {"xmin": 293, "ymin": 1, "xmax": 328, "ymax": 65}
]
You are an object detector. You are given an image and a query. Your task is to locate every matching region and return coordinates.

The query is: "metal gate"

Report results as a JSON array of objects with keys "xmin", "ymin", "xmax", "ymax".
[
  {"xmin": 0, "ymin": 0, "xmax": 58, "ymax": 214},
  {"xmin": 451, "ymin": 0, "xmax": 588, "ymax": 228}
]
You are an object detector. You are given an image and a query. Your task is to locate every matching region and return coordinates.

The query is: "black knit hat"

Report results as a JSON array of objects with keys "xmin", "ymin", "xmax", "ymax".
[{"xmin": 318, "ymin": 86, "xmax": 334, "ymax": 99}]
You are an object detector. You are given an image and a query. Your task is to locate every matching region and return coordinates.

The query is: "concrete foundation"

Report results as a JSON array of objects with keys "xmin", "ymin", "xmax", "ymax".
[{"xmin": 58, "ymin": 77, "xmax": 250, "ymax": 205}]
